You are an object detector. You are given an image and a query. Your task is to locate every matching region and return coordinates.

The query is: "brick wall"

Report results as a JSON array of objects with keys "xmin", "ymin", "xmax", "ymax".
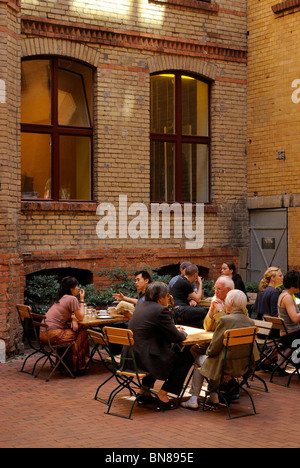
[
  {"xmin": 0, "ymin": 1, "xmax": 23, "ymax": 354},
  {"xmin": 1, "ymin": 0, "xmax": 249, "ymax": 355},
  {"xmin": 247, "ymin": 0, "xmax": 300, "ymax": 270}
]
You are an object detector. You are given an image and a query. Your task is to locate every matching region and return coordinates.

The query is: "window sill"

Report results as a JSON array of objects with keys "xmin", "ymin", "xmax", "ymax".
[
  {"xmin": 148, "ymin": 202, "xmax": 217, "ymax": 213},
  {"xmin": 148, "ymin": 0, "xmax": 219, "ymax": 13},
  {"xmin": 21, "ymin": 200, "xmax": 98, "ymax": 212},
  {"xmin": 272, "ymin": 0, "xmax": 300, "ymax": 14}
]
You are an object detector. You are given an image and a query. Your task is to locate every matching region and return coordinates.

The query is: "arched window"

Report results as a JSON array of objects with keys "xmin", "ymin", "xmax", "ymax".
[
  {"xmin": 150, "ymin": 72, "xmax": 210, "ymax": 203},
  {"xmin": 21, "ymin": 58, "xmax": 93, "ymax": 201}
]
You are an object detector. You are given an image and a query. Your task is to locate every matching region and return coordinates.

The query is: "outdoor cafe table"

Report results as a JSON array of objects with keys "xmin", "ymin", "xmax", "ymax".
[
  {"xmin": 77, "ymin": 313, "xmax": 128, "ymax": 327},
  {"xmin": 178, "ymin": 325, "xmax": 214, "ymax": 346}
]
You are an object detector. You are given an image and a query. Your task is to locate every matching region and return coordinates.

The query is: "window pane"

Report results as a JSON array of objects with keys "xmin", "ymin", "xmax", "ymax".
[
  {"xmin": 21, "ymin": 60, "xmax": 51, "ymax": 125},
  {"xmin": 150, "ymin": 75, "xmax": 175, "ymax": 134},
  {"xmin": 182, "ymin": 144, "xmax": 209, "ymax": 202},
  {"xmin": 150, "ymin": 141, "xmax": 175, "ymax": 201},
  {"xmin": 58, "ymin": 59, "xmax": 93, "ymax": 124},
  {"xmin": 59, "ymin": 136, "xmax": 91, "ymax": 200},
  {"xmin": 182, "ymin": 76, "xmax": 209, "ymax": 136},
  {"xmin": 58, "ymin": 68, "xmax": 91, "ymax": 127},
  {"xmin": 21, "ymin": 133, "xmax": 51, "ymax": 199}
]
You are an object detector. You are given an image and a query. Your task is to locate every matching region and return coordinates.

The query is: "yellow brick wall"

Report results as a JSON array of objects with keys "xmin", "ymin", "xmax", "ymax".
[
  {"xmin": 247, "ymin": 0, "xmax": 300, "ymax": 269},
  {"xmin": 247, "ymin": 0, "xmax": 300, "ymax": 197}
]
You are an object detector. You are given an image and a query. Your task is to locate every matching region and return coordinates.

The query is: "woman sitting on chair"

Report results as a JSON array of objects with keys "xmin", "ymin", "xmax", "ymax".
[
  {"xmin": 40, "ymin": 276, "xmax": 89, "ymax": 374},
  {"xmin": 276, "ymin": 270, "xmax": 300, "ymax": 376}
]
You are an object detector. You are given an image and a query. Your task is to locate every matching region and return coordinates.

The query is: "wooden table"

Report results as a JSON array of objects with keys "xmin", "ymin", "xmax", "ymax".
[
  {"xmin": 178, "ymin": 325, "xmax": 214, "ymax": 346},
  {"xmin": 78, "ymin": 314, "xmax": 128, "ymax": 327}
]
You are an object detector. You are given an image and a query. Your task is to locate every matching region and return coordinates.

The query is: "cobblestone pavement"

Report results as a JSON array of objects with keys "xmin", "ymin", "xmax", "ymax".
[{"xmin": 1, "ymin": 352, "xmax": 299, "ymax": 449}]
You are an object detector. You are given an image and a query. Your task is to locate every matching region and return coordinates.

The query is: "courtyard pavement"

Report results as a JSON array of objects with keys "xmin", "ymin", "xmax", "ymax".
[{"xmin": 1, "ymin": 350, "xmax": 299, "ymax": 450}]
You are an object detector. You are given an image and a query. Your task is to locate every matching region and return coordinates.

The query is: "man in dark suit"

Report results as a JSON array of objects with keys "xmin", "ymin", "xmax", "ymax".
[{"xmin": 129, "ymin": 282, "xmax": 194, "ymax": 409}]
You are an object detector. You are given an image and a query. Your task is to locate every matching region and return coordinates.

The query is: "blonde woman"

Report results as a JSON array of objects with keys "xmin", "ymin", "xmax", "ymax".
[{"xmin": 252, "ymin": 267, "xmax": 283, "ymax": 320}]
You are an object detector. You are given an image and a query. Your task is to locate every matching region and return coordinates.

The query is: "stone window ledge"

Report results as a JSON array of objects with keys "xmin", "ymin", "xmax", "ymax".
[
  {"xmin": 149, "ymin": 0, "xmax": 219, "ymax": 13},
  {"xmin": 21, "ymin": 200, "xmax": 98, "ymax": 212}
]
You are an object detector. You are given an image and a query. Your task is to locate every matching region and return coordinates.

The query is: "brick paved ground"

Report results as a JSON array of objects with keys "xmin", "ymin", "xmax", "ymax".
[{"xmin": 1, "ymin": 352, "xmax": 299, "ymax": 449}]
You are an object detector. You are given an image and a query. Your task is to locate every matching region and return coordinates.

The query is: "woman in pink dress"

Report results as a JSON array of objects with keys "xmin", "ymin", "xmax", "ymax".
[{"xmin": 40, "ymin": 276, "xmax": 89, "ymax": 373}]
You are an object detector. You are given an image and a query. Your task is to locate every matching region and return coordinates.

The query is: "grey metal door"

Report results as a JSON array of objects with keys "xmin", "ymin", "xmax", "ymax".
[{"xmin": 249, "ymin": 208, "xmax": 288, "ymax": 282}]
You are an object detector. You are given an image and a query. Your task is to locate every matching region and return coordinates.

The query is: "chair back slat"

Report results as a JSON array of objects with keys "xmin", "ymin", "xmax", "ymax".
[
  {"xmin": 88, "ymin": 329, "xmax": 108, "ymax": 346},
  {"xmin": 103, "ymin": 327, "xmax": 135, "ymax": 346},
  {"xmin": 31, "ymin": 312, "xmax": 45, "ymax": 329},
  {"xmin": 253, "ymin": 319, "xmax": 273, "ymax": 337},
  {"xmin": 223, "ymin": 327, "xmax": 258, "ymax": 347},
  {"xmin": 16, "ymin": 304, "xmax": 32, "ymax": 320},
  {"xmin": 264, "ymin": 316, "xmax": 287, "ymax": 332}
]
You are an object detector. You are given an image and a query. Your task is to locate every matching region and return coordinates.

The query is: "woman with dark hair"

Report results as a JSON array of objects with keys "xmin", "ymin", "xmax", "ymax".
[
  {"xmin": 221, "ymin": 262, "xmax": 247, "ymax": 294},
  {"xmin": 40, "ymin": 276, "xmax": 89, "ymax": 374}
]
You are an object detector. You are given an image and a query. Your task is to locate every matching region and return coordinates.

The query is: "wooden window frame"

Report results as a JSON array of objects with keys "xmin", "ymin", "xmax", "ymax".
[
  {"xmin": 150, "ymin": 71, "xmax": 211, "ymax": 204},
  {"xmin": 21, "ymin": 57, "xmax": 94, "ymax": 202}
]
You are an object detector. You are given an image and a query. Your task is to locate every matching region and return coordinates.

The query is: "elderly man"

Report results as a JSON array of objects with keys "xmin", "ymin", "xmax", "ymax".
[
  {"xmin": 170, "ymin": 263, "xmax": 206, "ymax": 328},
  {"xmin": 128, "ymin": 282, "xmax": 194, "ymax": 410},
  {"xmin": 181, "ymin": 275, "xmax": 234, "ymax": 409}
]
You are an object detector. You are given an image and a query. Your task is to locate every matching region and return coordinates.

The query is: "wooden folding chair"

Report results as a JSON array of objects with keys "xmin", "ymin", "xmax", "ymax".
[
  {"xmin": 102, "ymin": 326, "xmax": 159, "ymax": 419},
  {"xmin": 202, "ymin": 326, "xmax": 259, "ymax": 420},
  {"xmin": 16, "ymin": 305, "xmax": 55, "ymax": 376},
  {"xmin": 34, "ymin": 319, "xmax": 76, "ymax": 382},
  {"xmin": 264, "ymin": 316, "xmax": 300, "ymax": 387},
  {"xmin": 87, "ymin": 329, "xmax": 119, "ymax": 404},
  {"xmin": 246, "ymin": 319, "xmax": 274, "ymax": 392}
]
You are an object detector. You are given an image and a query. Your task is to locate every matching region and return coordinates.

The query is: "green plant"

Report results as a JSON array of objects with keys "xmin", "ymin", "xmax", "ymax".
[
  {"xmin": 244, "ymin": 282, "xmax": 259, "ymax": 293},
  {"xmin": 25, "ymin": 275, "xmax": 60, "ymax": 315},
  {"xmin": 202, "ymin": 279, "xmax": 215, "ymax": 297}
]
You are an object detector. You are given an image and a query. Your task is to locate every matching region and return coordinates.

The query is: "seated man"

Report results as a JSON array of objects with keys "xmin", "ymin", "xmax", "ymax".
[
  {"xmin": 181, "ymin": 275, "xmax": 234, "ymax": 409},
  {"xmin": 113, "ymin": 270, "xmax": 151, "ymax": 307},
  {"xmin": 200, "ymin": 289, "xmax": 258, "ymax": 405},
  {"xmin": 127, "ymin": 282, "xmax": 194, "ymax": 409},
  {"xmin": 169, "ymin": 262, "xmax": 191, "ymax": 289},
  {"xmin": 170, "ymin": 263, "xmax": 206, "ymax": 328}
]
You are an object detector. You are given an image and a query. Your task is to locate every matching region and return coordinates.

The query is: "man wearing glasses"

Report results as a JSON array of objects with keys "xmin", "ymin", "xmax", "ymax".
[{"xmin": 181, "ymin": 275, "xmax": 234, "ymax": 410}]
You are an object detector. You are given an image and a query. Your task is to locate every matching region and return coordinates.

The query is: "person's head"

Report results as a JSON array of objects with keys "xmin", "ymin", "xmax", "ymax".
[
  {"xmin": 214, "ymin": 275, "xmax": 234, "ymax": 300},
  {"xmin": 145, "ymin": 282, "xmax": 170, "ymax": 306},
  {"xmin": 134, "ymin": 270, "xmax": 152, "ymax": 294},
  {"xmin": 56, "ymin": 276, "xmax": 79, "ymax": 301},
  {"xmin": 179, "ymin": 262, "xmax": 192, "ymax": 275},
  {"xmin": 225, "ymin": 289, "xmax": 248, "ymax": 315},
  {"xmin": 184, "ymin": 263, "xmax": 199, "ymax": 283},
  {"xmin": 282, "ymin": 270, "xmax": 300, "ymax": 293},
  {"xmin": 221, "ymin": 262, "xmax": 236, "ymax": 277},
  {"xmin": 259, "ymin": 267, "xmax": 283, "ymax": 291}
]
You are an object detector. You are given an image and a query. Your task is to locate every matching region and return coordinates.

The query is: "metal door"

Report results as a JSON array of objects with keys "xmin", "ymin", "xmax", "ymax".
[{"xmin": 249, "ymin": 208, "xmax": 288, "ymax": 282}]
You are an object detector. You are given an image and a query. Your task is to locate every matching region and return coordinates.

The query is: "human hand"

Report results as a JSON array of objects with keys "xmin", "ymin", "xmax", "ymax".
[
  {"xmin": 71, "ymin": 320, "xmax": 79, "ymax": 331},
  {"xmin": 79, "ymin": 288, "xmax": 85, "ymax": 302},
  {"xmin": 196, "ymin": 276, "xmax": 203, "ymax": 285},
  {"xmin": 208, "ymin": 297, "xmax": 224, "ymax": 318},
  {"xmin": 112, "ymin": 291, "xmax": 124, "ymax": 301},
  {"xmin": 122, "ymin": 309, "xmax": 133, "ymax": 320}
]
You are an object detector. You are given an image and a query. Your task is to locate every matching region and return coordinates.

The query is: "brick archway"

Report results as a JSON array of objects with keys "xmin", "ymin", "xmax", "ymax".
[{"xmin": 148, "ymin": 55, "xmax": 219, "ymax": 81}]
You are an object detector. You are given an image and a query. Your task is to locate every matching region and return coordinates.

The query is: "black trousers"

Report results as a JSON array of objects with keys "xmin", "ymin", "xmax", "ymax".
[
  {"xmin": 142, "ymin": 346, "xmax": 194, "ymax": 396},
  {"xmin": 174, "ymin": 305, "xmax": 207, "ymax": 329}
]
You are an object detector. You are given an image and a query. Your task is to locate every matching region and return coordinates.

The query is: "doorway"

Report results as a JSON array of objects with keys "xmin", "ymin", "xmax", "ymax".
[{"xmin": 249, "ymin": 208, "xmax": 288, "ymax": 282}]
